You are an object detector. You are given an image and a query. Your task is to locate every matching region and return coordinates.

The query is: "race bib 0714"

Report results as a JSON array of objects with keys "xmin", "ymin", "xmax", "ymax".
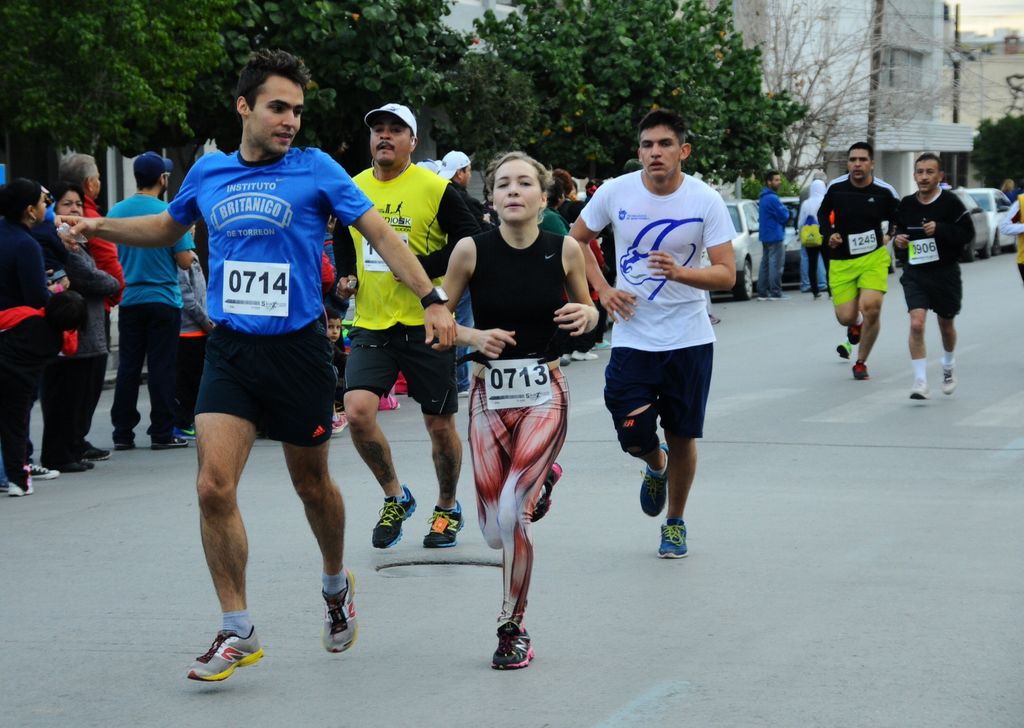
[
  {"xmin": 222, "ymin": 260, "xmax": 289, "ymax": 317},
  {"xmin": 484, "ymin": 358, "xmax": 553, "ymax": 410}
]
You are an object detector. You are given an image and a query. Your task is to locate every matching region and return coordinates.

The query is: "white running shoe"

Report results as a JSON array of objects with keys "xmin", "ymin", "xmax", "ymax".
[
  {"xmin": 909, "ymin": 380, "xmax": 930, "ymax": 400},
  {"xmin": 322, "ymin": 569, "xmax": 358, "ymax": 653},
  {"xmin": 7, "ymin": 480, "xmax": 34, "ymax": 497},
  {"xmin": 942, "ymin": 367, "xmax": 957, "ymax": 395},
  {"xmin": 570, "ymin": 351, "xmax": 599, "ymax": 361}
]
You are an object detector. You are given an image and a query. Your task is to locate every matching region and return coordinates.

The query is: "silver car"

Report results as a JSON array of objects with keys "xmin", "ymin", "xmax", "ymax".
[
  {"xmin": 724, "ymin": 200, "xmax": 764, "ymax": 300},
  {"xmin": 950, "ymin": 188, "xmax": 991, "ymax": 261}
]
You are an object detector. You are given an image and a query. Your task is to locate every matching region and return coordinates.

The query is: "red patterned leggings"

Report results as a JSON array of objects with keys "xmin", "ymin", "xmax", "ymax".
[{"xmin": 468, "ymin": 369, "xmax": 568, "ymax": 625}]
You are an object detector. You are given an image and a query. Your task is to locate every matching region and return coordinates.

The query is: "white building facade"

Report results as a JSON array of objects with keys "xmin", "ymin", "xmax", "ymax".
[{"xmin": 733, "ymin": 0, "xmax": 974, "ymax": 193}]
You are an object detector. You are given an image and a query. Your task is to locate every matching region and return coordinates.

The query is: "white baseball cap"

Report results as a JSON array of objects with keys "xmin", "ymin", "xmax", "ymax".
[
  {"xmin": 364, "ymin": 103, "xmax": 417, "ymax": 137},
  {"xmin": 438, "ymin": 150, "xmax": 471, "ymax": 180},
  {"xmin": 416, "ymin": 159, "xmax": 441, "ymax": 174}
]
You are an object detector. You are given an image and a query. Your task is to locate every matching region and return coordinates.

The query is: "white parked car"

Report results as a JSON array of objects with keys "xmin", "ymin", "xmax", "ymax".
[
  {"xmin": 962, "ymin": 187, "xmax": 1014, "ymax": 255},
  {"xmin": 724, "ymin": 200, "xmax": 764, "ymax": 300}
]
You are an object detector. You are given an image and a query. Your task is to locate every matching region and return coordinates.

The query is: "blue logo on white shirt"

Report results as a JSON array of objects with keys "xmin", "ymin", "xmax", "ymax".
[{"xmin": 620, "ymin": 218, "xmax": 703, "ymax": 300}]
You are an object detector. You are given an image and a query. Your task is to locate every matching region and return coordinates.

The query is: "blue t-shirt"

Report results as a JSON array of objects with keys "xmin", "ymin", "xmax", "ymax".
[
  {"xmin": 108, "ymin": 195, "xmax": 195, "ymax": 308},
  {"xmin": 167, "ymin": 148, "xmax": 373, "ymax": 335}
]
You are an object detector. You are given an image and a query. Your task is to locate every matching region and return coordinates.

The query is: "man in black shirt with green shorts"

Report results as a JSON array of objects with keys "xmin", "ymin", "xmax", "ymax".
[
  {"xmin": 892, "ymin": 153, "xmax": 974, "ymax": 399},
  {"xmin": 819, "ymin": 142, "xmax": 899, "ymax": 380}
]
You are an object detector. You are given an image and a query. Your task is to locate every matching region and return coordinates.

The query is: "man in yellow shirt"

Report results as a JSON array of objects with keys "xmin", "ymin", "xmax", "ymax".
[{"xmin": 341, "ymin": 103, "xmax": 478, "ymax": 549}]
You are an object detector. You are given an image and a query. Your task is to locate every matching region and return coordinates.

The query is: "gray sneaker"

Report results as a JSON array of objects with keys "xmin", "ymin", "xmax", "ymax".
[
  {"xmin": 187, "ymin": 629, "xmax": 264, "ymax": 681},
  {"xmin": 942, "ymin": 367, "xmax": 957, "ymax": 395},
  {"xmin": 322, "ymin": 569, "xmax": 358, "ymax": 653}
]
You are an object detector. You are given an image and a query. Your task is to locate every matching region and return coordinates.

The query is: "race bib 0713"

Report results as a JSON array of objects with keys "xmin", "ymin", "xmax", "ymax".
[
  {"xmin": 484, "ymin": 358, "xmax": 553, "ymax": 410},
  {"xmin": 222, "ymin": 260, "xmax": 289, "ymax": 317}
]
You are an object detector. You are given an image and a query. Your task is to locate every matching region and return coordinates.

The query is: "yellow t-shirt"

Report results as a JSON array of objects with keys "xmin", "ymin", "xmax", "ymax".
[
  {"xmin": 350, "ymin": 164, "xmax": 450, "ymax": 329},
  {"xmin": 1016, "ymin": 194, "xmax": 1024, "ymax": 265}
]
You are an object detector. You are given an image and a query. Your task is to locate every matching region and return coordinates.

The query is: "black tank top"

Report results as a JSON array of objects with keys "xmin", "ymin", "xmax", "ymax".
[{"xmin": 469, "ymin": 227, "xmax": 566, "ymax": 361}]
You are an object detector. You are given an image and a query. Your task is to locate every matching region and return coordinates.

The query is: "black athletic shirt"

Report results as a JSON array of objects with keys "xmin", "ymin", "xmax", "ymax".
[
  {"xmin": 819, "ymin": 177, "xmax": 899, "ymax": 260},
  {"xmin": 468, "ymin": 227, "xmax": 566, "ymax": 361},
  {"xmin": 893, "ymin": 190, "xmax": 974, "ymax": 268}
]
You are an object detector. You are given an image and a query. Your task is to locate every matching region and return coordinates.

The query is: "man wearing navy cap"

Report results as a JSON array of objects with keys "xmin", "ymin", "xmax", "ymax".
[{"xmin": 107, "ymin": 152, "xmax": 196, "ymax": 450}]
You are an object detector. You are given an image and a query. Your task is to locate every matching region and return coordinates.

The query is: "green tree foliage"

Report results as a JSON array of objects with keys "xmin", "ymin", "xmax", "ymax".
[
  {"xmin": 972, "ymin": 115, "xmax": 1024, "ymax": 188},
  {"xmin": 472, "ymin": 0, "xmax": 804, "ymax": 181},
  {"xmin": 181, "ymin": 0, "xmax": 468, "ymax": 165},
  {"xmin": 431, "ymin": 51, "xmax": 542, "ymax": 169},
  {"xmin": 0, "ymin": 0, "xmax": 232, "ymax": 153},
  {"xmin": 741, "ymin": 175, "xmax": 801, "ymax": 199}
]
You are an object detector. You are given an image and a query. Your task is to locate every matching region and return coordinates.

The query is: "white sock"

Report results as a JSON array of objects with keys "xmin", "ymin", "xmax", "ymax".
[
  {"xmin": 942, "ymin": 351, "xmax": 955, "ymax": 368},
  {"xmin": 855, "ymin": 311, "xmax": 864, "ymax": 326},
  {"xmin": 911, "ymin": 358, "xmax": 927, "ymax": 382}
]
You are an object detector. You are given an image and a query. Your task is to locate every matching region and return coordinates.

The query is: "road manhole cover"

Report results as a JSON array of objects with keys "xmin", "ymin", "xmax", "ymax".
[{"xmin": 375, "ymin": 559, "xmax": 500, "ymax": 577}]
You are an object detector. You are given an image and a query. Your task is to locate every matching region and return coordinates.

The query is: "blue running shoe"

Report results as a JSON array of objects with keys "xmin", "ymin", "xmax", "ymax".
[
  {"xmin": 174, "ymin": 425, "xmax": 196, "ymax": 440},
  {"xmin": 639, "ymin": 443, "xmax": 669, "ymax": 516},
  {"xmin": 372, "ymin": 485, "xmax": 416, "ymax": 548},
  {"xmin": 659, "ymin": 519, "xmax": 688, "ymax": 558}
]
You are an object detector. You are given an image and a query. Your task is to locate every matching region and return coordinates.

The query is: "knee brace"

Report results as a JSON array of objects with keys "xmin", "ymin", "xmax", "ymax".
[{"xmin": 614, "ymin": 406, "xmax": 660, "ymax": 456}]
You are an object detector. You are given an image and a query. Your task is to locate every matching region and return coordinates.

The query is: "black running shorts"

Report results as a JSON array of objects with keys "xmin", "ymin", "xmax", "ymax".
[
  {"xmin": 899, "ymin": 264, "xmax": 962, "ymax": 319},
  {"xmin": 196, "ymin": 320, "xmax": 335, "ymax": 446},
  {"xmin": 344, "ymin": 325, "xmax": 457, "ymax": 416}
]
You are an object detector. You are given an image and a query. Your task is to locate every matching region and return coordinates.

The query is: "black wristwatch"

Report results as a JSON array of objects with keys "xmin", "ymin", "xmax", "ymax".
[{"xmin": 420, "ymin": 286, "xmax": 449, "ymax": 309}]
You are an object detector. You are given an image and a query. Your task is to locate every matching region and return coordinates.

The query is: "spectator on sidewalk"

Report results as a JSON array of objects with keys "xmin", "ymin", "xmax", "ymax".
[
  {"xmin": 58, "ymin": 154, "xmax": 125, "ymax": 316},
  {"xmin": 0, "ymin": 291, "xmax": 87, "ymax": 497},
  {"xmin": 757, "ymin": 171, "xmax": 789, "ymax": 300},
  {"xmin": 174, "ymin": 250, "xmax": 213, "ymax": 440},
  {"xmin": 39, "ymin": 182, "xmax": 121, "ymax": 473},
  {"xmin": 107, "ymin": 152, "xmax": 195, "ymax": 451},
  {"xmin": 0, "ymin": 177, "xmax": 63, "ymax": 482}
]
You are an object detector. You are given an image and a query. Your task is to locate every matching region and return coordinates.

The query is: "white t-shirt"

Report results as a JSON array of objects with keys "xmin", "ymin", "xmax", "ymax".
[{"xmin": 581, "ymin": 171, "xmax": 735, "ymax": 351}]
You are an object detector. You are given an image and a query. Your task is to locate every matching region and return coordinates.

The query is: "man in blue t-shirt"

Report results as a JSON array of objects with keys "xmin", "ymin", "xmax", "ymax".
[
  {"xmin": 108, "ymin": 152, "xmax": 195, "ymax": 451},
  {"xmin": 56, "ymin": 49, "xmax": 455, "ymax": 682}
]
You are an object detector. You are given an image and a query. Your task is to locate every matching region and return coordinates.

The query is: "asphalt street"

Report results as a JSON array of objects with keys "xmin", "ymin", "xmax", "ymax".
[{"xmin": 3, "ymin": 252, "xmax": 1022, "ymax": 727}]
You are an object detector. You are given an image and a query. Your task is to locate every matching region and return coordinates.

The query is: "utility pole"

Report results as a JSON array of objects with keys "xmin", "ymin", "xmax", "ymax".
[
  {"xmin": 952, "ymin": 3, "xmax": 961, "ymax": 124},
  {"xmin": 866, "ymin": 0, "xmax": 885, "ymax": 147}
]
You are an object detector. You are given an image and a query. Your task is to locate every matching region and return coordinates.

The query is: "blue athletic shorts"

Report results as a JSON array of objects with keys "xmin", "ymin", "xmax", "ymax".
[{"xmin": 603, "ymin": 343, "xmax": 714, "ymax": 438}]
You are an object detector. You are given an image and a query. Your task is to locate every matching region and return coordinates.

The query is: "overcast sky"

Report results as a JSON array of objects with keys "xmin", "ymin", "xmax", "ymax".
[{"xmin": 959, "ymin": 0, "xmax": 1024, "ymax": 35}]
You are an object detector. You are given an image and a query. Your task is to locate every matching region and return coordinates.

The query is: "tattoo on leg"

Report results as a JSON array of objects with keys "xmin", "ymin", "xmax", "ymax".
[
  {"xmin": 433, "ymin": 447, "xmax": 461, "ymax": 501},
  {"xmin": 355, "ymin": 440, "xmax": 395, "ymax": 486}
]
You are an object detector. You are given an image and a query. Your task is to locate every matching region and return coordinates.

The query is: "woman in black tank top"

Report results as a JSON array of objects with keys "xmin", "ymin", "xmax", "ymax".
[{"xmin": 439, "ymin": 152, "xmax": 596, "ymax": 670}]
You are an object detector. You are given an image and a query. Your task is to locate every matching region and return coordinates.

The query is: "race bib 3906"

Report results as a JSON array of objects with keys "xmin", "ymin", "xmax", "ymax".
[{"xmin": 908, "ymin": 238, "xmax": 939, "ymax": 265}]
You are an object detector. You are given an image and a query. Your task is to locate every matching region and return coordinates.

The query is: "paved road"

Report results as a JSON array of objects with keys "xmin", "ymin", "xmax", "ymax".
[{"xmin": 4, "ymin": 253, "xmax": 1023, "ymax": 727}]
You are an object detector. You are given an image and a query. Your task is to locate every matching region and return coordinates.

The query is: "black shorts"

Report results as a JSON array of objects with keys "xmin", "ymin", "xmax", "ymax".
[
  {"xmin": 899, "ymin": 264, "xmax": 962, "ymax": 319},
  {"xmin": 196, "ymin": 320, "xmax": 335, "ymax": 446},
  {"xmin": 344, "ymin": 325, "xmax": 457, "ymax": 416},
  {"xmin": 603, "ymin": 343, "xmax": 714, "ymax": 438}
]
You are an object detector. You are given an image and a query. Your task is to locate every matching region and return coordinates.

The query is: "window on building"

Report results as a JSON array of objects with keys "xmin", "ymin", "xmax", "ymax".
[{"xmin": 885, "ymin": 48, "xmax": 924, "ymax": 89}]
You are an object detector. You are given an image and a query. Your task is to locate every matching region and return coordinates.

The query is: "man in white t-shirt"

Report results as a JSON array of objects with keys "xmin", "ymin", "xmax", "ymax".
[{"xmin": 569, "ymin": 109, "xmax": 735, "ymax": 558}]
